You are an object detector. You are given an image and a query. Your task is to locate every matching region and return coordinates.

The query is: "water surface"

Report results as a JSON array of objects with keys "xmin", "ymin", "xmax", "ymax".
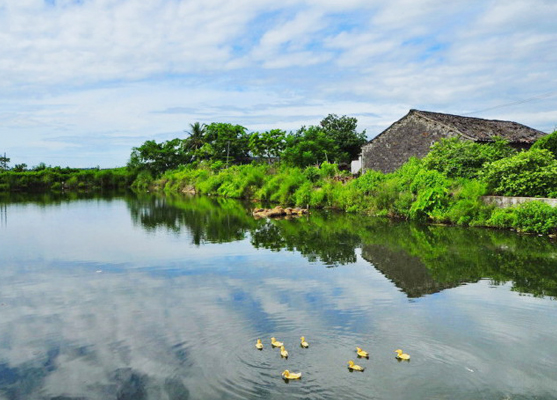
[{"xmin": 1, "ymin": 192, "xmax": 556, "ymax": 399}]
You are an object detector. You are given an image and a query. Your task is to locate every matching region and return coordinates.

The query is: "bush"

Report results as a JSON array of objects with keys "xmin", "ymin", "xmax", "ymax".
[
  {"xmin": 423, "ymin": 137, "xmax": 515, "ymax": 179},
  {"xmin": 512, "ymin": 201, "xmax": 557, "ymax": 234},
  {"xmin": 486, "ymin": 208, "xmax": 518, "ymax": 229},
  {"xmin": 481, "ymin": 149, "xmax": 557, "ymax": 197},
  {"xmin": 531, "ymin": 130, "xmax": 557, "ymax": 158}
]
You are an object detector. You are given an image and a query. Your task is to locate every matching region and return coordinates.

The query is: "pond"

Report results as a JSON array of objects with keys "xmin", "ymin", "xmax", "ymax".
[{"xmin": 1, "ymin": 192, "xmax": 557, "ymax": 400}]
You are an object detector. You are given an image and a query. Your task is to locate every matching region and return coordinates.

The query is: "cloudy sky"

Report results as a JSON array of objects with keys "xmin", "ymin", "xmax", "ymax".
[{"xmin": 1, "ymin": 0, "xmax": 556, "ymax": 168}]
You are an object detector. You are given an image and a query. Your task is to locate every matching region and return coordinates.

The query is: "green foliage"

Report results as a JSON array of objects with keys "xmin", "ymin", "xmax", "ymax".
[
  {"xmin": 318, "ymin": 161, "xmax": 340, "ymax": 178},
  {"xmin": 302, "ymin": 166, "xmax": 320, "ymax": 183},
  {"xmin": 0, "ymin": 167, "xmax": 135, "ymax": 192},
  {"xmin": 13, "ymin": 163, "xmax": 27, "ymax": 172},
  {"xmin": 128, "ymin": 138, "xmax": 188, "ymax": 177},
  {"xmin": 481, "ymin": 149, "xmax": 557, "ymax": 197},
  {"xmin": 282, "ymin": 126, "xmax": 338, "ymax": 168},
  {"xmin": 531, "ymin": 130, "xmax": 557, "ymax": 158},
  {"xmin": 249, "ymin": 129, "xmax": 286, "ymax": 163},
  {"xmin": 183, "ymin": 122, "xmax": 207, "ymax": 158},
  {"xmin": 486, "ymin": 207, "xmax": 518, "ymax": 229},
  {"xmin": 511, "ymin": 201, "xmax": 557, "ymax": 234},
  {"xmin": 203, "ymin": 122, "xmax": 250, "ymax": 165},
  {"xmin": 0, "ymin": 154, "xmax": 10, "ymax": 171},
  {"xmin": 422, "ymin": 137, "xmax": 515, "ymax": 179},
  {"xmin": 319, "ymin": 114, "xmax": 367, "ymax": 164}
]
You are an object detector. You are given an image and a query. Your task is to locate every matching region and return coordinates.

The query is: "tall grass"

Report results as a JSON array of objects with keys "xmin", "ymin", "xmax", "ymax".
[{"xmin": 146, "ymin": 159, "xmax": 557, "ymax": 235}]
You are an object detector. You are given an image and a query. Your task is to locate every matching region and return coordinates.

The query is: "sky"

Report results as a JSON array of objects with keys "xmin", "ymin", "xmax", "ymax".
[{"xmin": 1, "ymin": 0, "xmax": 556, "ymax": 168}]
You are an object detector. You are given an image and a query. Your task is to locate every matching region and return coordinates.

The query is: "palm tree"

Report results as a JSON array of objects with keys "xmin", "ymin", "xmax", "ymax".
[{"xmin": 183, "ymin": 122, "xmax": 206, "ymax": 160}]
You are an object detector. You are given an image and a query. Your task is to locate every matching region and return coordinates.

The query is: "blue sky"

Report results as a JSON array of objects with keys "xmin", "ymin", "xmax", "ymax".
[{"xmin": 1, "ymin": 0, "xmax": 556, "ymax": 168}]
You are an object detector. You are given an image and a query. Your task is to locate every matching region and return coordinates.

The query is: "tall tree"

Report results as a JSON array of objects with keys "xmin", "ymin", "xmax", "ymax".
[
  {"xmin": 203, "ymin": 123, "xmax": 250, "ymax": 165},
  {"xmin": 249, "ymin": 129, "xmax": 286, "ymax": 163},
  {"xmin": 128, "ymin": 138, "xmax": 187, "ymax": 176},
  {"xmin": 282, "ymin": 126, "xmax": 338, "ymax": 167},
  {"xmin": 183, "ymin": 122, "xmax": 207, "ymax": 161},
  {"xmin": 0, "ymin": 153, "xmax": 10, "ymax": 171},
  {"xmin": 320, "ymin": 114, "xmax": 367, "ymax": 164}
]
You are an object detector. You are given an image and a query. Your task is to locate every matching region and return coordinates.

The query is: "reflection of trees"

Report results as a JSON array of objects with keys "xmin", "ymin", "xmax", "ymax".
[
  {"xmin": 124, "ymin": 193, "xmax": 557, "ymax": 298},
  {"xmin": 251, "ymin": 212, "xmax": 361, "ymax": 267},
  {"xmin": 126, "ymin": 194, "xmax": 260, "ymax": 245},
  {"xmin": 359, "ymin": 220, "xmax": 557, "ymax": 298},
  {"xmin": 0, "ymin": 190, "xmax": 125, "ymax": 206}
]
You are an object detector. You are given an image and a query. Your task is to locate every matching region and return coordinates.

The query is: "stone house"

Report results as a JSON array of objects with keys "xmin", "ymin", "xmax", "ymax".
[{"xmin": 361, "ymin": 109, "xmax": 547, "ymax": 173}]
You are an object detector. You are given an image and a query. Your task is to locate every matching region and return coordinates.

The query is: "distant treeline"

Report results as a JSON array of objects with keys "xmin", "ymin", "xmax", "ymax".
[
  {"xmin": 127, "ymin": 114, "xmax": 367, "ymax": 176},
  {"xmin": 0, "ymin": 167, "xmax": 135, "ymax": 192}
]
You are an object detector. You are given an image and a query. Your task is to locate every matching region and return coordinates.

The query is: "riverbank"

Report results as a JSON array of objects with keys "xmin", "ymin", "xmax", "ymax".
[
  {"xmin": 139, "ymin": 160, "xmax": 557, "ymax": 236},
  {"xmin": 0, "ymin": 167, "xmax": 136, "ymax": 192}
]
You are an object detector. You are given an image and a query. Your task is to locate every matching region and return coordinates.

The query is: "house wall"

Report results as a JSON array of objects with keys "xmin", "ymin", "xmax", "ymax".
[
  {"xmin": 350, "ymin": 156, "xmax": 362, "ymax": 174},
  {"xmin": 362, "ymin": 113, "xmax": 460, "ymax": 173}
]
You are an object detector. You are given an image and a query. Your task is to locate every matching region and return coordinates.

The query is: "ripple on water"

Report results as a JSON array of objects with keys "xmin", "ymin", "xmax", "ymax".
[{"xmin": 200, "ymin": 330, "xmax": 393, "ymax": 400}]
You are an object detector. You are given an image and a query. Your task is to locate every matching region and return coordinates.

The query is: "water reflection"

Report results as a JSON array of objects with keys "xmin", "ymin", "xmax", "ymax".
[
  {"xmin": 1, "ymin": 193, "xmax": 557, "ymax": 399},
  {"xmin": 126, "ymin": 194, "xmax": 260, "ymax": 244},
  {"xmin": 128, "ymin": 194, "xmax": 557, "ymax": 299}
]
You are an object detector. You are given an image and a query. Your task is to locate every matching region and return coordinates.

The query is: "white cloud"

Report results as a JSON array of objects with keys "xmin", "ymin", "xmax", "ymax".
[{"xmin": 0, "ymin": 0, "xmax": 556, "ymax": 167}]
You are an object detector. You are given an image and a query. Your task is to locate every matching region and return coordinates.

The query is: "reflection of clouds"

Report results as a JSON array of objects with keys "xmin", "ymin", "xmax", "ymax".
[{"xmin": 2, "ymin": 202, "xmax": 557, "ymax": 399}]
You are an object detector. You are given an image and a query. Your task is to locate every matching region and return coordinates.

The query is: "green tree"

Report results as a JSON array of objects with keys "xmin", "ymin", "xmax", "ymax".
[
  {"xmin": 320, "ymin": 114, "xmax": 367, "ymax": 164},
  {"xmin": 128, "ymin": 138, "xmax": 187, "ymax": 176},
  {"xmin": 282, "ymin": 125, "xmax": 339, "ymax": 168},
  {"xmin": 249, "ymin": 129, "xmax": 286, "ymax": 163},
  {"xmin": 0, "ymin": 154, "xmax": 10, "ymax": 171},
  {"xmin": 183, "ymin": 122, "xmax": 206, "ymax": 161},
  {"xmin": 13, "ymin": 163, "xmax": 27, "ymax": 172},
  {"xmin": 531, "ymin": 130, "xmax": 557, "ymax": 158},
  {"xmin": 203, "ymin": 123, "xmax": 250, "ymax": 165}
]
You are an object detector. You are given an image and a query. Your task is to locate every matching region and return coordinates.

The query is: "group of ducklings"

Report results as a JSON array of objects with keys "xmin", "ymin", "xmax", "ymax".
[
  {"xmin": 347, "ymin": 347, "xmax": 410, "ymax": 372},
  {"xmin": 256, "ymin": 337, "xmax": 308, "ymax": 379},
  {"xmin": 255, "ymin": 336, "xmax": 410, "ymax": 380}
]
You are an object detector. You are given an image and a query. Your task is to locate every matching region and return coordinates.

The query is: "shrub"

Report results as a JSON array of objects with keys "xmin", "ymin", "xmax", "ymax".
[
  {"xmin": 303, "ymin": 166, "xmax": 320, "ymax": 183},
  {"xmin": 512, "ymin": 201, "xmax": 557, "ymax": 234},
  {"xmin": 531, "ymin": 130, "xmax": 557, "ymax": 158},
  {"xmin": 481, "ymin": 149, "xmax": 557, "ymax": 197},
  {"xmin": 423, "ymin": 137, "xmax": 515, "ymax": 179},
  {"xmin": 486, "ymin": 208, "xmax": 518, "ymax": 229}
]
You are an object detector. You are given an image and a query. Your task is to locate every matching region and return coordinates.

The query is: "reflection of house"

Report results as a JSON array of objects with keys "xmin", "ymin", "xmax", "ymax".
[
  {"xmin": 361, "ymin": 244, "xmax": 475, "ymax": 298},
  {"xmin": 362, "ymin": 109, "xmax": 546, "ymax": 173}
]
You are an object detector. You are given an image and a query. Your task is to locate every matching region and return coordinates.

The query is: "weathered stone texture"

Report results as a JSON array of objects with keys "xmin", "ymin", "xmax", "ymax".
[
  {"xmin": 362, "ymin": 112, "xmax": 459, "ymax": 173},
  {"xmin": 361, "ymin": 109, "xmax": 547, "ymax": 174}
]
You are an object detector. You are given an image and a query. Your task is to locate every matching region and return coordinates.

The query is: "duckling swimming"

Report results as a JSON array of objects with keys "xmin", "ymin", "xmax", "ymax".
[
  {"xmin": 347, "ymin": 360, "xmax": 365, "ymax": 371},
  {"xmin": 280, "ymin": 345, "xmax": 289, "ymax": 358},
  {"xmin": 395, "ymin": 349, "xmax": 410, "ymax": 360},
  {"xmin": 255, "ymin": 339, "xmax": 263, "ymax": 350},
  {"xmin": 271, "ymin": 337, "xmax": 283, "ymax": 347},
  {"xmin": 356, "ymin": 347, "xmax": 369, "ymax": 358},
  {"xmin": 300, "ymin": 336, "xmax": 309, "ymax": 348},
  {"xmin": 282, "ymin": 370, "xmax": 302, "ymax": 380}
]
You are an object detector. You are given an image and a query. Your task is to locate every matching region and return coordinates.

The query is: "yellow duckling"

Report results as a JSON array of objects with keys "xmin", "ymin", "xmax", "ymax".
[
  {"xmin": 395, "ymin": 349, "xmax": 410, "ymax": 360},
  {"xmin": 255, "ymin": 339, "xmax": 263, "ymax": 350},
  {"xmin": 347, "ymin": 360, "xmax": 365, "ymax": 371},
  {"xmin": 280, "ymin": 345, "xmax": 289, "ymax": 358},
  {"xmin": 282, "ymin": 370, "xmax": 302, "ymax": 380},
  {"xmin": 271, "ymin": 337, "xmax": 284, "ymax": 347},
  {"xmin": 356, "ymin": 347, "xmax": 369, "ymax": 358},
  {"xmin": 300, "ymin": 336, "xmax": 309, "ymax": 348}
]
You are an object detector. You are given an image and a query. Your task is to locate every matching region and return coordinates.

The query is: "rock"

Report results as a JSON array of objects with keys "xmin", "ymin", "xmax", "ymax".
[{"xmin": 252, "ymin": 206, "xmax": 309, "ymax": 219}]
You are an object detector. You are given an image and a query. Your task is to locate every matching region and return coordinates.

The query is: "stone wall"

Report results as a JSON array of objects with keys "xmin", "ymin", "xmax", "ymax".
[
  {"xmin": 361, "ymin": 112, "xmax": 459, "ymax": 173},
  {"xmin": 481, "ymin": 196, "xmax": 557, "ymax": 208}
]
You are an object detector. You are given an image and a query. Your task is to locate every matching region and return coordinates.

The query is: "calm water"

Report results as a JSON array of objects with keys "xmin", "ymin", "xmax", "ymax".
[{"xmin": 1, "ymin": 192, "xmax": 557, "ymax": 400}]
